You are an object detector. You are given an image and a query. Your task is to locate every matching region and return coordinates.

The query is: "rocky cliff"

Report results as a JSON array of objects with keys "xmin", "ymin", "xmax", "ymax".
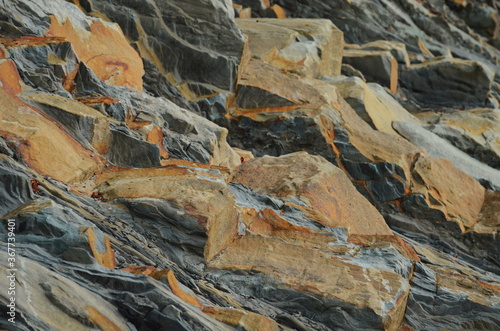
[{"xmin": 0, "ymin": 0, "xmax": 499, "ymax": 330}]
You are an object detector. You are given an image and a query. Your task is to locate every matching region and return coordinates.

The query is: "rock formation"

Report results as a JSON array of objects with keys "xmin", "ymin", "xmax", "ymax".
[{"xmin": 0, "ymin": 0, "xmax": 499, "ymax": 330}]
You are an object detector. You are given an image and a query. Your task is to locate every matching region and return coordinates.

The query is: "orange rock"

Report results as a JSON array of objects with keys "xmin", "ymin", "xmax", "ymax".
[
  {"xmin": 271, "ymin": 5, "xmax": 286, "ymax": 18},
  {"xmin": 203, "ymin": 306, "xmax": 279, "ymax": 331},
  {"xmin": 210, "ymin": 235, "xmax": 409, "ymax": 330},
  {"xmin": 0, "ymin": 36, "xmax": 67, "ymax": 47},
  {"xmin": 232, "ymin": 152, "xmax": 392, "ymax": 236},
  {"xmin": 95, "ymin": 165, "xmax": 238, "ymax": 261},
  {"xmin": 410, "ymin": 155, "xmax": 485, "ymax": 231},
  {"xmin": 0, "ymin": 87, "xmax": 105, "ymax": 184},
  {"xmin": 146, "ymin": 125, "xmax": 169, "ymax": 159},
  {"xmin": 347, "ymin": 234, "xmax": 420, "ymax": 261},
  {"xmin": 86, "ymin": 306, "xmax": 122, "ymax": 331},
  {"xmin": 85, "ymin": 227, "xmax": 116, "ymax": 269},
  {"xmin": 0, "ymin": 60, "xmax": 22, "ymax": 95},
  {"xmin": 164, "ymin": 269, "xmax": 203, "ymax": 309},
  {"xmin": 46, "ymin": 16, "xmax": 144, "ymax": 90},
  {"xmin": 335, "ymin": 97, "xmax": 422, "ymax": 183},
  {"xmin": 121, "ymin": 265, "xmax": 156, "ymax": 276}
]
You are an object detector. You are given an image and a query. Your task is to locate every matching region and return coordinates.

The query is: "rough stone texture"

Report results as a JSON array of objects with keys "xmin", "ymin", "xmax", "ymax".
[
  {"xmin": 394, "ymin": 120, "xmax": 500, "ymax": 189},
  {"xmin": 420, "ymin": 108, "xmax": 500, "ymax": 169},
  {"xmin": 0, "ymin": 87, "xmax": 105, "ymax": 184},
  {"xmin": 1, "ymin": 0, "xmax": 500, "ymax": 330},
  {"xmin": 236, "ymin": 18, "xmax": 343, "ymax": 78},
  {"xmin": 0, "ymin": 0, "xmax": 144, "ymax": 91},
  {"xmin": 86, "ymin": 0, "xmax": 246, "ymax": 99},
  {"xmin": 23, "ymin": 93, "xmax": 111, "ymax": 154},
  {"xmin": 277, "ymin": 0, "xmax": 500, "ymax": 78},
  {"xmin": 94, "ymin": 165, "xmax": 239, "ymax": 262},
  {"xmin": 343, "ymin": 48, "xmax": 399, "ymax": 93},
  {"xmin": 400, "ymin": 57, "xmax": 495, "ymax": 109},
  {"xmin": 328, "ymin": 76, "xmax": 419, "ymax": 135},
  {"xmin": 409, "ymin": 154, "xmax": 485, "ymax": 231},
  {"xmin": 232, "ymin": 152, "xmax": 392, "ymax": 236}
]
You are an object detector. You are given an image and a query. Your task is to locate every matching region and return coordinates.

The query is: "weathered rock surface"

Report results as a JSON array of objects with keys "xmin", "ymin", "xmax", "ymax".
[
  {"xmin": 85, "ymin": 0, "xmax": 246, "ymax": 99},
  {"xmin": 394, "ymin": 120, "xmax": 500, "ymax": 189},
  {"xmin": 1, "ymin": 0, "xmax": 500, "ymax": 330},
  {"xmin": 236, "ymin": 18, "xmax": 343, "ymax": 78},
  {"xmin": 420, "ymin": 108, "xmax": 500, "ymax": 169},
  {"xmin": 400, "ymin": 57, "xmax": 495, "ymax": 109},
  {"xmin": 233, "ymin": 152, "xmax": 392, "ymax": 235},
  {"xmin": 343, "ymin": 48, "xmax": 399, "ymax": 93}
]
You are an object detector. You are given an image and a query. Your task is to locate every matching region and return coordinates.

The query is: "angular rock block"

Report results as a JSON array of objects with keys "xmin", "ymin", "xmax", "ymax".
[
  {"xmin": 24, "ymin": 93, "xmax": 111, "ymax": 154},
  {"xmin": 0, "ymin": 87, "xmax": 105, "ymax": 184},
  {"xmin": 95, "ymin": 164, "xmax": 238, "ymax": 261},
  {"xmin": 108, "ymin": 128, "xmax": 161, "ymax": 168},
  {"xmin": 328, "ymin": 76, "xmax": 418, "ymax": 135},
  {"xmin": 126, "ymin": 90, "xmax": 241, "ymax": 170},
  {"xmin": 343, "ymin": 48, "xmax": 399, "ymax": 93},
  {"xmin": 408, "ymin": 154, "xmax": 485, "ymax": 231},
  {"xmin": 0, "ymin": 0, "xmax": 144, "ymax": 91},
  {"xmin": 393, "ymin": 121, "xmax": 500, "ymax": 189},
  {"xmin": 4, "ymin": 40, "xmax": 78, "ymax": 96},
  {"xmin": 232, "ymin": 152, "xmax": 392, "ymax": 236},
  {"xmin": 400, "ymin": 57, "xmax": 495, "ymax": 109},
  {"xmin": 234, "ymin": 59, "xmax": 331, "ymax": 109},
  {"xmin": 236, "ymin": 18, "xmax": 343, "ymax": 78},
  {"xmin": 210, "ymin": 235, "xmax": 411, "ymax": 330},
  {"xmin": 88, "ymin": 0, "xmax": 246, "ymax": 98},
  {"xmin": 46, "ymin": 13, "xmax": 144, "ymax": 91},
  {"xmin": 356, "ymin": 40, "xmax": 410, "ymax": 67}
]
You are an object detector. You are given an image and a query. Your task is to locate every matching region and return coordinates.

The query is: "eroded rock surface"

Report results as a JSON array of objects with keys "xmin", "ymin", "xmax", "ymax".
[{"xmin": 0, "ymin": 0, "xmax": 499, "ymax": 330}]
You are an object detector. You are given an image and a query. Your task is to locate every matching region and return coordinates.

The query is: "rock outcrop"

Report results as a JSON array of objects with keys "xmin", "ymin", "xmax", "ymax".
[{"xmin": 0, "ymin": 0, "xmax": 499, "ymax": 330}]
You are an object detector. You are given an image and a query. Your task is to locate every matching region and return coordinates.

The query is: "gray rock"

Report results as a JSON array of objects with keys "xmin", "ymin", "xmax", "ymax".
[
  {"xmin": 393, "ymin": 121, "xmax": 500, "ymax": 189},
  {"xmin": 108, "ymin": 128, "xmax": 162, "ymax": 168},
  {"xmin": 88, "ymin": 0, "xmax": 245, "ymax": 97},
  {"xmin": 400, "ymin": 57, "xmax": 495, "ymax": 109},
  {"xmin": 343, "ymin": 49, "xmax": 397, "ymax": 92},
  {"xmin": 0, "ymin": 160, "xmax": 34, "ymax": 218},
  {"xmin": 426, "ymin": 123, "xmax": 500, "ymax": 169}
]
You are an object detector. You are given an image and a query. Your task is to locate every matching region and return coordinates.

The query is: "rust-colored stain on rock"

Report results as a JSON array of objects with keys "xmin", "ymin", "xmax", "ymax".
[
  {"xmin": 85, "ymin": 227, "xmax": 116, "ymax": 269},
  {"xmin": 47, "ymin": 16, "xmax": 144, "ymax": 91}
]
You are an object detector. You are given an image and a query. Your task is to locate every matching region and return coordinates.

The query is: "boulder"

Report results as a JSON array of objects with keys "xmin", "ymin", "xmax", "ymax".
[
  {"xmin": 343, "ymin": 48, "xmax": 399, "ymax": 93},
  {"xmin": 232, "ymin": 152, "xmax": 393, "ymax": 236},
  {"xmin": 95, "ymin": 164, "xmax": 238, "ymax": 262},
  {"xmin": 327, "ymin": 76, "xmax": 419, "ymax": 135},
  {"xmin": 408, "ymin": 154, "xmax": 485, "ymax": 231},
  {"xmin": 400, "ymin": 57, "xmax": 495, "ymax": 110},
  {"xmin": 236, "ymin": 18, "xmax": 343, "ymax": 78},
  {"xmin": 87, "ymin": 0, "xmax": 246, "ymax": 99},
  {"xmin": 23, "ymin": 93, "xmax": 111, "ymax": 154},
  {"xmin": 422, "ymin": 108, "xmax": 500, "ymax": 169},
  {"xmin": 0, "ymin": 87, "xmax": 105, "ymax": 184},
  {"xmin": 0, "ymin": 0, "xmax": 144, "ymax": 91}
]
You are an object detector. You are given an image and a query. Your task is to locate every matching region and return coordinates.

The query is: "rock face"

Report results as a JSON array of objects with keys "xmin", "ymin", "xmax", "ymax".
[
  {"xmin": 400, "ymin": 57, "xmax": 495, "ymax": 109},
  {"xmin": 1, "ymin": 0, "xmax": 500, "ymax": 330}
]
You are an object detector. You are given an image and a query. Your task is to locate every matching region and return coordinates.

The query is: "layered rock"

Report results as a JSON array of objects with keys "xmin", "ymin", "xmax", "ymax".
[
  {"xmin": 85, "ymin": 0, "xmax": 246, "ymax": 99},
  {"xmin": 236, "ymin": 18, "xmax": 343, "ymax": 78},
  {"xmin": 400, "ymin": 57, "xmax": 495, "ymax": 110},
  {"xmin": 0, "ymin": 0, "xmax": 499, "ymax": 330}
]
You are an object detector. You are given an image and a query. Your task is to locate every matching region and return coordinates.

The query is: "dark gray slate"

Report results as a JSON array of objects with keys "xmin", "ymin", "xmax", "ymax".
[
  {"xmin": 400, "ymin": 58, "xmax": 495, "ymax": 109},
  {"xmin": 108, "ymin": 128, "xmax": 161, "ymax": 168},
  {"xmin": 88, "ymin": 0, "xmax": 246, "ymax": 95}
]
